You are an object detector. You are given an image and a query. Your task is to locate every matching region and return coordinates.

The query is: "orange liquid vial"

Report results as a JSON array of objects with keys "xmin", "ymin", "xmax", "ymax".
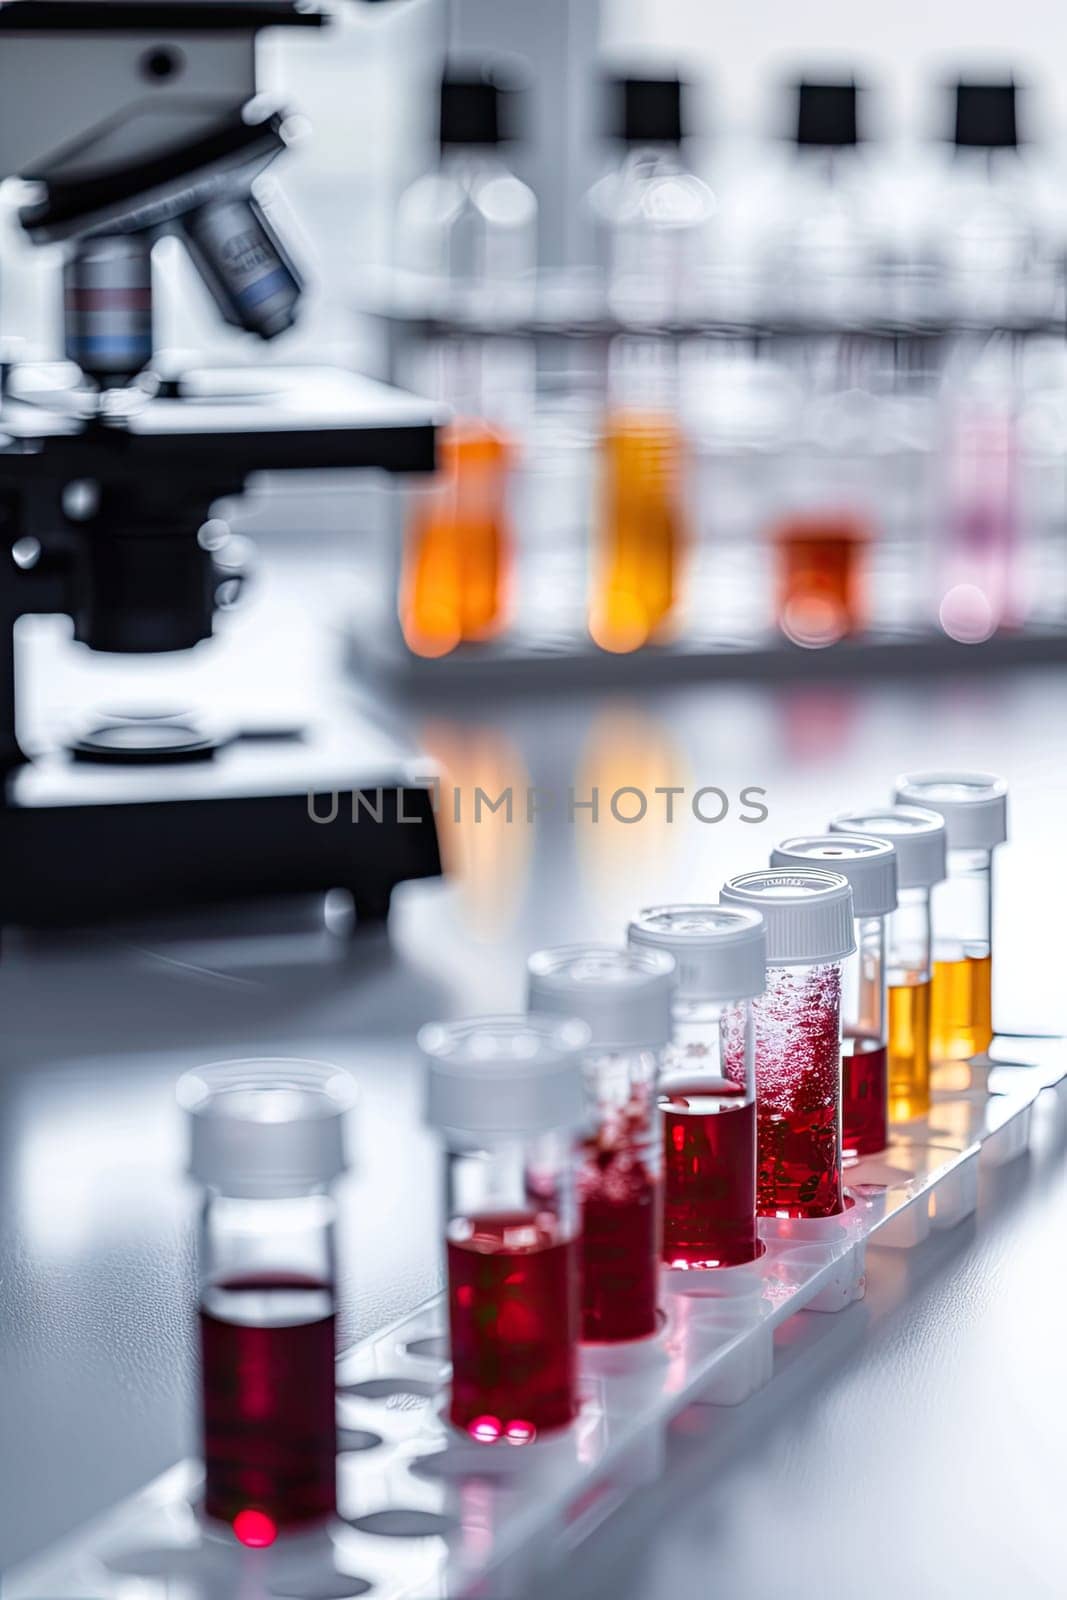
[
  {"xmin": 930, "ymin": 953, "xmax": 993, "ymax": 1062},
  {"xmin": 888, "ymin": 976, "xmax": 932, "ymax": 1121},
  {"xmin": 401, "ymin": 421, "xmax": 512, "ymax": 657},
  {"xmin": 772, "ymin": 511, "xmax": 870, "ymax": 647},
  {"xmin": 590, "ymin": 411, "xmax": 686, "ymax": 654}
]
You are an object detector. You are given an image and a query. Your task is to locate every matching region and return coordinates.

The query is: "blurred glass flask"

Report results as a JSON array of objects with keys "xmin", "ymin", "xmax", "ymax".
[
  {"xmin": 934, "ymin": 81, "xmax": 1055, "ymax": 327},
  {"xmin": 394, "ymin": 65, "xmax": 537, "ymax": 316},
  {"xmin": 395, "ymin": 66, "xmax": 536, "ymax": 656},
  {"xmin": 590, "ymin": 73, "xmax": 715, "ymax": 324},
  {"xmin": 773, "ymin": 79, "xmax": 876, "ymax": 323}
]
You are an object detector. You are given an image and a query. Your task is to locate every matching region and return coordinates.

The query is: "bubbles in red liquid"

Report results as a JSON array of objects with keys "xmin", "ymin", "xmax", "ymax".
[
  {"xmin": 744, "ymin": 965, "xmax": 845, "ymax": 1218},
  {"xmin": 578, "ymin": 1084, "xmax": 661, "ymax": 1340}
]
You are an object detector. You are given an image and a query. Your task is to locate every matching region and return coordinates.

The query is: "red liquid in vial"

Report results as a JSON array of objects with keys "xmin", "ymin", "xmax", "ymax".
[
  {"xmin": 199, "ymin": 1276, "xmax": 337, "ymax": 1530},
  {"xmin": 447, "ymin": 1213, "xmax": 578, "ymax": 1440},
  {"xmin": 749, "ymin": 965, "xmax": 844, "ymax": 1218},
  {"xmin": 660, "ymin": 1079, "xmax": 758, "ymax": 1268},
  {"xmin": 579, "ymin": 1134, "xmax": 662, "ymax": 1342},
  {"xmin": 842, "ymin": 1035, "xmax": 889, "ymax": 1161}
]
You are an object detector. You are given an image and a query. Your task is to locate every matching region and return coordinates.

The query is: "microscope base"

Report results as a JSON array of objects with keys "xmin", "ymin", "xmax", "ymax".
[{"xmin": 1, "ymin": 736, "xmax": 442, "ymax": 935}]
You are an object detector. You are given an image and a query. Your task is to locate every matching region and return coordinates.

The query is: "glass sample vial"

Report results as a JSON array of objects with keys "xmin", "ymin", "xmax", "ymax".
[
  {"xmin": 527, "ymin": 945, "xmax": 676, "ymax": 1342},
  {"xmin": 720, "ymin": 869, "xmax": 855, "ymax": 1218},
  {"xmin": 936, "ymin": 81, "xmax": 1051, "ymax": 328},
  {"xmin": 394, "ymin": 65, "xmax": 537, "ymax": 312},
  {"xmin": 830, "ymin": 805, "xmax": 947, "ymax": 1121},
  {"xmin": 775, "ymin": 79, "xmax": 875, "ymax": 324},
  {"xmin": 627, "ymin": 906, "xmax": 766, "ymax": 1271},
  {"xmin": 177, "ymin": 1058, "xmax": 355, "ymax": 1541},
  {"xmin": 400, "ymin": 420, "xmax": 514, "ymax": 657},
  {"xmin": 592, "ymin": 336, "xmax": 687, "ymax": 654},
  {"xmin": 939, "ymin": 344, "xmax": 1022, "ymax": 644},
  {"xmin": 395, "ymin": 67, "xmax": 534, "ymax": 658},
  {"xmin": 420, "ymin": 1015, "xmax": 587, "ymax": 1442},
  {"xmin": 771, "ymin": 836, "xmax": 898, "ymax": 1161},
  {"xmin": 894, "ymin": 772, "xmax": 1008, "ymax": 1062},
  {"xmin": 771, "ymin": 508, "xmax": 871, "ymax": 649}
]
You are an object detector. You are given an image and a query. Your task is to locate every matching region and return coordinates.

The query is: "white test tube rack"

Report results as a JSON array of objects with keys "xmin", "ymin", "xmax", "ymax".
[{"xmin": 8, "ymin": 1041, "xmax": 1065, "ymax": 1600}]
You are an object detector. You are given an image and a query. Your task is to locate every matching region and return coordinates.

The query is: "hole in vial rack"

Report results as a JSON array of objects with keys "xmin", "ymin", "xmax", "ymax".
[
  {"xmin": 406, "ymin": 1335, "xmax": 449, "ymax": 1362},
  {"xmin": 102, "ymin": 1545, "xmax": 206, "ymax": 1577},
  {"xmin": 338, "ymin": 1377, "xmax": 439, "ymax": 1402},
  {"xmin": 850, "ymin": 1181, "xmax": 889, "ymax": 1200},
  {"xmin": 409, "ymin": 1447, "xmax": 524, "ymax": 1484},
  {"xmin": 268, "ymin": 1577, "xmax": 372, "ymax": 1600},
  {"xmin": 337, "ymin": 1428, "xmax": 383, "ymax": 1454},
  {"xmin": 348, "ymin": 1509, "xmax": 455, "ymax": 1539}
]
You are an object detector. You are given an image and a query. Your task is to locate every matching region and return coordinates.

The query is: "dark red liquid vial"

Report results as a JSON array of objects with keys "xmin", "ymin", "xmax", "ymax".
[
  {"xmin": 660, "ymin": 1079, "xmax": 759, "ymax": 1268},
  {"xmin": 579, "ymin": 1140, "xmax": 662, "ymax": 1341},
  {"xmin": 842, "ymin": 1036, "xmax": 889, "ymax": 1160},
  {"xmin": 199, "ymin": 1277, "xmax": 337, "ymax": 1530},
  {"xmin": 447, "ymin": 1212, "xmax": 578, "ymax": 1441}
]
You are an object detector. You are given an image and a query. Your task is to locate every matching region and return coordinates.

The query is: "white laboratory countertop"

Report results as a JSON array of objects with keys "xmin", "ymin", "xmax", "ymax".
[{"xmin": 2, "ymin": 642, "xmax": 1066, "ymax": 1593}]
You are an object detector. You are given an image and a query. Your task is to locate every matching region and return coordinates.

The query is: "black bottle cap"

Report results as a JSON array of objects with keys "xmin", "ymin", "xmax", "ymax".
[
  {"xmin": 439, "ymin": 67, "xmax": 519, "ymax": 148},
  {"xmin": 608, "ymin": 75, "xmax": 685, "ymax": 145},
  {"xmin": 795, "ymin": 80, "xmax": 859, "ymax": 147},
  {"xmin": 953, "ymin": 81, "xmax": 1018, "ymax": 148}
]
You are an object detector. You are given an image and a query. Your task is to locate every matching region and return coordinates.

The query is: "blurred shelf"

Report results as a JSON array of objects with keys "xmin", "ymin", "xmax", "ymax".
[
  {"xmin": 354, "ymin": 268, "xmax": 1067, "ymax": 344},
  {"xmin": 348, "ymin": 621, "xmax": 1067, "ymax": 698}
]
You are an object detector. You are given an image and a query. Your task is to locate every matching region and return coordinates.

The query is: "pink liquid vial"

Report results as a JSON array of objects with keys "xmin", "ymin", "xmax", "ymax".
[
  {"xmin": 177, "ymin": 1057, "xmax": 355, "ymax": 1538},
  {"xmin": 421, "ymin": 1014, "xmax": 587, "ymax": 1440},
  {"xmin": 940, "ymin": 406, "xmax": 1021, "ymax": 642},
  {"xmin": 721, "ymin": 868, "xmax": 857, "ymax": 1219},
  {"xmin": 629, "ymin": 905, "xmax": 766, "ymax": 1273},
  {"xmin": 527, "ymin": 946, "xmax": 675, "ymax": 1342}
]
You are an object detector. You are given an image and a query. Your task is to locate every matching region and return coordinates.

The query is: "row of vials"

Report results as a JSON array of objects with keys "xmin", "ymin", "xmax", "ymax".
[{"xmin": 176, "ymin": 769, "xmax": 1006, "ymax": 1543}]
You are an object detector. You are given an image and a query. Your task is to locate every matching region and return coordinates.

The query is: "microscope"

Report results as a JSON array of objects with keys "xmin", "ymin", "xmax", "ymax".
[{"xmin": 0, "ymin": 1, "xmax": 442, "ymax": 937}]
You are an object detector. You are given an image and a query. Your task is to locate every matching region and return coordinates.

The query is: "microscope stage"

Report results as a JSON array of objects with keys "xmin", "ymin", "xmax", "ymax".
[
  {"xmin": 3, "ymin": 702, "xmax": 442, "ymax": 932},
  {"xmin": 0, "ymin": 365, "xmax": 441, "ymax": 474}
]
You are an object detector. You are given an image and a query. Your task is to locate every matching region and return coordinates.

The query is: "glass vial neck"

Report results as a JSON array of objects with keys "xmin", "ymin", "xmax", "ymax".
[{"xmin": 199, "ymin": 1189, "xmax": 337, "ymax": 1296}]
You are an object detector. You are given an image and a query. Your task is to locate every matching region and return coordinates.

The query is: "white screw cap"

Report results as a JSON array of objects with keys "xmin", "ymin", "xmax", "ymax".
[
  {"xmin": 830, "ymin": 804, "xmax": 947, "ymax": 891},
  {"xmin": 527, "ymin": 944, "xmax": 676, "ymax": 1050},
  {"xmin": 420, "ymin": 1014, "xmax": 589, "ymax": 1139},
  {"xmin": 771, "ymin": 834, "xmax": 898, "ymax": 918},
  {"xmin": 628, "ymin": 905, "xmax": 766, "ymax": 1002},
  {"xmin": 720, "ymin": 867, "xmax": 856, "ymax": 966},
  {"xmin": 178, "ymin": 1057, "xmax": 355, "ymax": 1199},
  {"xmin": 893, "ymin": 771, "xmax": 1008, "ymax": 851}
]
